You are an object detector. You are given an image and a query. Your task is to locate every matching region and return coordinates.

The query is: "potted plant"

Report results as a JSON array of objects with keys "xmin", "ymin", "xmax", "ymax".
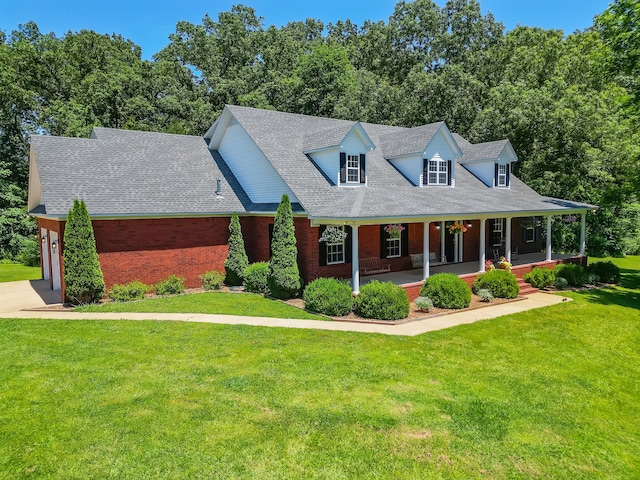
[
  {"xmin": 448, "ymin": 222, "xmax": 468, "ymax": 234},
  {"xmin": 384, "ymin": 224, "xmax": 405, "ymax": 239},
  {"xmin": 319, "ymin": 226, "xmax": 348, "ymax": 244}
]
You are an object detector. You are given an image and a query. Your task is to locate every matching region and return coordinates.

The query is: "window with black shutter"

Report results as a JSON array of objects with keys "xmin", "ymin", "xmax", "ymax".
[
  {"xmin": 319, "ymin": 225, "xmax": 348, "ymax": 265},
  {"xmin": 380, "ymin": 224, "xmax": 409, "ymax": 258}
]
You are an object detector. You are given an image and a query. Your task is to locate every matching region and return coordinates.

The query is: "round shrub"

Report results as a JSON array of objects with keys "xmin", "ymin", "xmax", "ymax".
[
  {"xmin": 473, "ymin": 269, "xmax": 519, "ymax": 298},
  {"xmin": 420, "ymin": 273, "xmax": 471, "ymax": 309},
  {"xmin": 553, "ymin": 276, "xmax": 569, "ymax": 289},
  {"xmin": 243, "ymin": 262, "xmax": 270, "ymax": 294},
  {"xmin": 17, "ymin": 238, "xmax": 40, "ymax": 267},
  {"xmin": 108, "ymin": 281, "xmax": 151, "ymax": 302},
  {"xmin": 587, "ymin": 261, "xmax": 620, "ymax": 284},
  {"xmin": 554, "ymin": 263, "xmax": 587, "ymax": 287},
  {"xmin": 476, "ymin": 288, "xmax": 494, "ymax": 302},
  {"xmin": 587, "ymin": 273, "xmax": 600, "ymax": 285},
  {"xmin": 414, "ymin": 296, "xmax": 433, "ymax": 312},
  {"xmin": 523, "ymin": 267, "xmax": 555, "ymax": 289},
  {"xmin": 155, "ymin": 275, "xmax": 185, "ymax": 295},
  {"xmin": 199, "ymin": 270, "xmax": 225, "ymax": 290},
  {"xmin": 355, "ymin": 280, "xmax": 410, "ymax": 320},
  {"xmin": 303, "ymin": 278, "xmax": 354, "ymax": 316}
]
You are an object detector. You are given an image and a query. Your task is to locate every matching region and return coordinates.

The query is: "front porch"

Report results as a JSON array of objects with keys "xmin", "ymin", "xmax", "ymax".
[{"xmin": 357, "ymin": 252, "xmax": 585, "ymax": 300}]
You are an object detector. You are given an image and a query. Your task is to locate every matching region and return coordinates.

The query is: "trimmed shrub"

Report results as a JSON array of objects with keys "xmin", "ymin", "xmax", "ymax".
[
  {"xmin": 523, "ymin": 267, "xmax": 555, "ymax": 289},
  {"xmin": 587, "ymin": 261, "xmax": 620, "ymax": 284},
  {"xmin": 554, "ymin": 263, "xmax": 588, "ymax": 287},
  {"xmin": 17, "ymin": 238, "xmax": 40, "ymax": 267},
  {"xmin": 155, "ymin": 275, "xmax": 185, "ymax": 295},
  {"xmin": 473, "ymin": 269, "xmax": 519, "ymax": 298},
  {"xmin": 355, "ymin": 280, "xmax": 410, "ymax": 320},
  {"xmin": 554, "ymin": 276, "xmax": 569, "ymax": 289},
  {"xmin": 243, "ymin": 262, "xmax": 269, "ymax": 294},
  {"xmin": 224, "ymin": 213, "xmax": 249, "ymax": 286},
  {"xmin": 108, "ymin": 281, "xmax": 151, "ymax": 302},
  {"xmin": 420, "ymin": 273, "xmax": 471, "ymax": 309},
  {"xmin": 303, "ymin": 278, "xmax": 354, "ymax": 316},
  {"xmin": 199, "ymin": 270, "xmax": 225, "ymax": 290},
  {"xmin": 414, "ymin": 296, "xmax": 433, "ymax": 312},
  {"xmin": 587, "ymin": 273, "xmax": 600, "ymax": 285},
  {"xmin": 267, "ymin": 195, "xmax": 302, "ymax": 299},
  {"xmin": 476, "ymin": 288, "xmax": 494, "ymax": 302},
  {"xmin": 63, "ymin": 199, "xmax": 105, "ymax": 304}
]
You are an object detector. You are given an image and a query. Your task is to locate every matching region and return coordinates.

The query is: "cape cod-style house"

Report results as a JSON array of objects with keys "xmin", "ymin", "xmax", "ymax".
[{"xmin": 28, "ymin": 105, "xmax": 593, "ymax": 301}]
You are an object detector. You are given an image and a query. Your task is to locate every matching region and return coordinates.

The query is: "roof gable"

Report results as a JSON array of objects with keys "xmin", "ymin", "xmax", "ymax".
[
  {"xmin": 460, "ymin": 139, "xmax": 518, "ymax": 164},
  {"xmin": 302, "ymin": 122, "xmax": 375, "ymax": 153},
  {"xmin": 379, "ymin": 122, "xmax": 462, "ymax": 160}
]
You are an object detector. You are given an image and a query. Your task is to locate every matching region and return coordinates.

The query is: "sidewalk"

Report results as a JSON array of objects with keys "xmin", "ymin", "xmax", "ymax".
[{"xmin": 0, "ymin": 292, "xmax": 570, "ymax": 337}]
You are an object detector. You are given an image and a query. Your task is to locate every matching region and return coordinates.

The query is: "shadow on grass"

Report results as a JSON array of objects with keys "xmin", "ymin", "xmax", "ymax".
[
  {"xmin": 620, "ymin": 268, "xmax": 640, "ymax": 290},
  {"xmin": 576, "ymin": 287, "xmax": 640, "ymax": 310}
]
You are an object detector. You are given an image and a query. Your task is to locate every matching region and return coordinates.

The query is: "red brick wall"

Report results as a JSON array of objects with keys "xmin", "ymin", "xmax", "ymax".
[{"xmin": 93, "ymin": 217, "xmax": 230, "ymax": 289}]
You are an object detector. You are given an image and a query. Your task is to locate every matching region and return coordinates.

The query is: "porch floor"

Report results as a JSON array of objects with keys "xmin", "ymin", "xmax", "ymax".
[{"xmin": 359, "ymin": 252, "xmax": 575, "ymax": 287}]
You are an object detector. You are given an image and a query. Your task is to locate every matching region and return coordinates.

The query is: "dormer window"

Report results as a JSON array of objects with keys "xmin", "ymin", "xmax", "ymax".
[
  {"xmin": 495, "ymin": 163, "xmax": 510, "ymax": 188},
  {"xmin": 422, "ymin": 157, "xmax": 452, "ymax": 186},
  {"xmin": 339, "ymin": 152, "xmax": 366, "ymax": 185}
]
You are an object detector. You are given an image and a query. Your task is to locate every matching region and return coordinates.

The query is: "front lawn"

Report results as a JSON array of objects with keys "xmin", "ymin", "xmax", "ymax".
[
  {"xmin": 0, "ymin": 263, "xmax": 41, "ymax": 283},
  {"xmin": 76, "ymin": 290, "xmax": 326, "ymax": 320},
  {"xmin": 0, "ymin": 257, "xmax": 638, "ymax": 478}
]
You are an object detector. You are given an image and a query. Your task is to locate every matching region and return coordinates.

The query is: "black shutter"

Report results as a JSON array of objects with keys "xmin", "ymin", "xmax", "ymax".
[
  {"xmin": 339, "ymin": 152, "xmax": 346, "ymax": 184},
  {"xmin": 535, "ymin": 226, "xmax": 541, "ymax": 241},
  {"xmin": 423, "ymin": 158, "xmax": 428, "ymax": 185},
  {"xmin": 447, "ymin": 160, "xmax": 452, "ymax": 185},
  {"xmin": 494, "ymin": 163, "xmax": 499, "ymax": 187},
  {"xmin": 506, "ymin": 164, "xmax": 511, "ymax": 187},
  {"xmin": 380, "ymin": 225, "xmax": 388, "ymax": 258},
  {"xmin": 401, "ymin": 223, "xmax": 409, "ymax": 257},
  {"xmin": 345, "ymin": 226, "xmax": 353, "ymax": 263},
  {"xmin": 269, "ymin": 224, "xmax": 274, "ymax": 258},
  {"xmin": 522, "ymin": 225, "xmax": 527, "ymax": 242},
  {"xmin": 359, "ymin": 154, "xmax": 366, "ymax": 184},
  {"xmin": 318, "ymin": 226, "xmax": 327, "ymax": 266}
]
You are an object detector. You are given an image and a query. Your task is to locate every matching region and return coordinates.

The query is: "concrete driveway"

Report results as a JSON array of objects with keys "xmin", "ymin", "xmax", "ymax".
[{"xmin": 0, "ymin": 280, "xmax": 62, "ymax": 314}]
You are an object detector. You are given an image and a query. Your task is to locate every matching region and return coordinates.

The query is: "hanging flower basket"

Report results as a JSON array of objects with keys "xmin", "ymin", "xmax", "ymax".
[
  {"xmin": 562, "ymin": 215, "xmax": 578, "ymax": 224},
  {"xmin": 319, "ymin": 226, "xmax": 347, "ymax": 244},
  {"xmin": 522, "ymin": 216, "xmax": 541, "ymax": 228},
  {"xmin": 384, "ymin": 224, "xmax": 405, "ymax": 239},
  {"xmin": 448, "ymin": 222, "xmax": 468, "ymax": 234}
]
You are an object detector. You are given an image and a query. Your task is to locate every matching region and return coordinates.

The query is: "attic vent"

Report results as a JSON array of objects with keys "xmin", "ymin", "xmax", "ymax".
[{"xmin": 215, "ymin": 178, "xmax": 223, "ymax": 198}]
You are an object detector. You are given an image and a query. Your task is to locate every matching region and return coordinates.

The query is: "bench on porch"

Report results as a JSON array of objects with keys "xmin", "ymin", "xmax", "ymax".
[
  {"xmin": 359, "ymin": 257, "xmax": 391, "ymax": 275},
  {"xmin": 411, "ymin": 252, "xmax": 446, "ymax": 268}
]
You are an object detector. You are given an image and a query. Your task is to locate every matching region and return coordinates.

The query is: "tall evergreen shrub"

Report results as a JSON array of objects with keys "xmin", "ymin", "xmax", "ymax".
[
  {"xmin": 267, "ymin": 194, "xmax": 302, "ymax": 299},
  {"xmin": 224, "ymin": 213, "xmax": 248, "ymax": 286},
  {"xmin": 63, "ymin": 199, "xmax": 105, "ymax": 304}
]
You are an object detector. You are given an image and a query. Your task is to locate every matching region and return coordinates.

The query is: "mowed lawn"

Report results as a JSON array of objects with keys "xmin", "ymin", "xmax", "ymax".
[
  {"xmin": 0, "ymin": 263, "xmax": 41, "ymax": 283},
  {"xmin": 0, "ymin": 258, "xmax": 638, "ymax": 479}
]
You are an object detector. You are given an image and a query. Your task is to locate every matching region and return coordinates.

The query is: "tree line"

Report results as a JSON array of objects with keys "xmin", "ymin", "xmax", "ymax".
[{"xmin": 1, "ymin": 0, "xmax": 638, "ymax": 260}]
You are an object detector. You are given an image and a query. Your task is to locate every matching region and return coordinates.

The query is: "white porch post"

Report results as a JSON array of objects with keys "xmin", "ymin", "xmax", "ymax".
[
  {"xmin": 479, "ymin": 219, "xmax": 486, "ymax": 272},
  {"xmin": 580, "ymin": 211, "xmax": 586, "ymax": 256},
  {"xmin": 351, "ymin": 224, "xmax": 360, "ymax": 294},
  {"xmin": 546, "ymin": 215, "xmax": 553, "ymax": 261},
  {"xmin": 423, "ymin": 221, "xmax": 430, "ymax": 280},
  {"xmin": 440, "ymin": 221, "xmax": 446, "ymax": 263},
  {"xmin": 505, "ymin": 217, "xmax": 512, "ymax": 263}
]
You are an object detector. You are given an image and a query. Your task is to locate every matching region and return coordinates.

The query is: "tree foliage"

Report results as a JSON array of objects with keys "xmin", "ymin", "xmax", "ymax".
[
  {"xmin": 267, "ymin": 194, "xmax": 302, "ymax": 299},
  {"xmin": 63, "ymin": 199, "xmax": 105, "ymax": 304},
  {"xmin": 224, "ymin": 212, "xmax": 248, "ymax": 286}
]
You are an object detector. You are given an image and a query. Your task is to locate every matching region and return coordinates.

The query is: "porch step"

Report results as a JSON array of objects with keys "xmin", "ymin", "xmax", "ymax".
[{"xmin": 517, "ymin": 277, "xmax": 539, "ymax": 296}]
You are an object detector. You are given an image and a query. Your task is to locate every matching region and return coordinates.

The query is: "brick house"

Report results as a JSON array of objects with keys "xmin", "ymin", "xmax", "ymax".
[{"xmin": 28, "ymin": 105, "xmax": 593, "ymax": 301}]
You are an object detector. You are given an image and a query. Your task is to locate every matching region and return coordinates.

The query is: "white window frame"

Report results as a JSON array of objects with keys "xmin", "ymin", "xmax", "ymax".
[
  {"xmin": 427, "ymin": 159, "xmax": 448, "ymax": 185},
  {"xmin": 386, "ymin": 237, "xmax": 401, "ymax": 258},
  {"xmin": 524, "ymin": 226, "xmax": 535, "ymax": 243},
  {"xmin": 492, "ymin": 218, "xmax": 503, "ymax": 247},
  {"xmin": 346, "ymin": 154, "xmax": 360, "ymax": 183},
  {"xmin": 326, "ymin": 226, "xmax": 346, "ymax": 265},
  {"xmin": 497, "ymin": 164, "xmax": 507, "ymax": 187}
]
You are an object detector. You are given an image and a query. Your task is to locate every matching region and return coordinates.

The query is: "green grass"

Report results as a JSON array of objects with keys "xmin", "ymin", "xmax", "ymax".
[
  {"xmin": 76, "ymin": 291, "xmax": 326, "ymax": 320},
  {"xmin": 0, "ymin": 263, "xmax": 41, "ymax": 283},
  {"xmin": 0, "ymin": 257, "xmax": 638, "ymax": 479}
]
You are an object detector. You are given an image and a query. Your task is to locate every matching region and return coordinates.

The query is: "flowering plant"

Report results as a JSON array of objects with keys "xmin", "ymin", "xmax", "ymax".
[
  {"xmin": 448, "ymin": 222, "xmax": 468, "ymax": 234},
  {"xmin": 384, "ymin": 224, "xmax": 405, "ymax": 239},
  {"xmin": 319, "ymin": 226, "xmax": 347, "ymax": 244},
  {"xmin": 498, "ymin": 256, "xmax": 512, "ymax": 272},
  {"xmin": 562, "ymin": 215, "xmax": 578, "ymax": 224},
  {"xmin": 485, "ymin": 260, "xmax": 496, "ymax": 271}
]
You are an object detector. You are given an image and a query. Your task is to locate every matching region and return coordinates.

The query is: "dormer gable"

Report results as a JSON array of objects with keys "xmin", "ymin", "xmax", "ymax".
[
  {"xmin": 304, "ymin": 122, "xmax": 375, "ymax": 186},
  {"xmin": 380, "ymin": 123, "xmax": 462, "ymax": 187},
  {"xmin": 459, "ymin": 139, "xmax": 518, "ymax": 188}
]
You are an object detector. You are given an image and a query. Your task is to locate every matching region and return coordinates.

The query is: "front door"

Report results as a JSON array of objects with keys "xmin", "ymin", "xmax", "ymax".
[{"xmin": 445, "ymin": 223, "xmax": 455, "ymax": 263}]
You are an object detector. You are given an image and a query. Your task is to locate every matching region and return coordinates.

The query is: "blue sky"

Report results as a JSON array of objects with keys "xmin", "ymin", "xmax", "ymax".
[{"xmin": 1, "ymin": 0, "xmax": 611, "ymax": 59}]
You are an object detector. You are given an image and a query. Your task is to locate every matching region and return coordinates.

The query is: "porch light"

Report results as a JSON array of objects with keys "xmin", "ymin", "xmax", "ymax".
[
  {"xmin": 435, "ymin": 224, "xmax": 440, "ymax": 230},
  {"xmin": 466, "ymin": 221, "xmax": 472, "ymax": 228},
  {"xmin": 51, "ymin": 240, "xmax": 58, "ymax": 253},
  {"xmin": 41, "ymin": 235, "xmax": 47, "ymax": 243}
]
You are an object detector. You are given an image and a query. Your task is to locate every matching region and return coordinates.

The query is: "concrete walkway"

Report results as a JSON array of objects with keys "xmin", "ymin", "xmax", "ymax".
[{"xmin": 0, "ymin": 279, "xmax": 570, "ymax": 336}]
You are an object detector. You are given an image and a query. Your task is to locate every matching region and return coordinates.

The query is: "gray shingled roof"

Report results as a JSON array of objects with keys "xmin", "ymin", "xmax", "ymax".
[
  {"xmin": 459, "ymin": 139, "xmax": 509, "ymax": 162},
  {"xmin": 379, "ymin": 122, "xmax": 444, "ymax": 159},
  {"xmin": 302, "ymin": 123, "xmax": 356, "ymax": 152},
  {"xmin": 31, "ymin": 130, "xmax": 247, "ymax": 216}
]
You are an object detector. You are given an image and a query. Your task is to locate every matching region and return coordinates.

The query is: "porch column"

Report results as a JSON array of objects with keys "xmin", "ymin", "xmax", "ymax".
[
  {"xmin": 440, "ymin": 221, "xmax": 446, "ymax": 263},
  {"xmin": 580, "ymin": 211, "xmax": 586, "ymax": 256},
  {"xmin": 423, "ymin": 221, "xmax": 430, "ymax": 280},
  {"xmin": 546, "ymin": 215, "xmax": 553, "ymax": 261},
  {"xmin": 479, "ymin": 219, "xmax": 486, "ymax": 272},
  {"xmin": 351, "ymin": 224, "xmax": 360, "ymax": 294},
  {"xmin": 505, "ymin": 217, "xmax": 512, "ymax": 262}
]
